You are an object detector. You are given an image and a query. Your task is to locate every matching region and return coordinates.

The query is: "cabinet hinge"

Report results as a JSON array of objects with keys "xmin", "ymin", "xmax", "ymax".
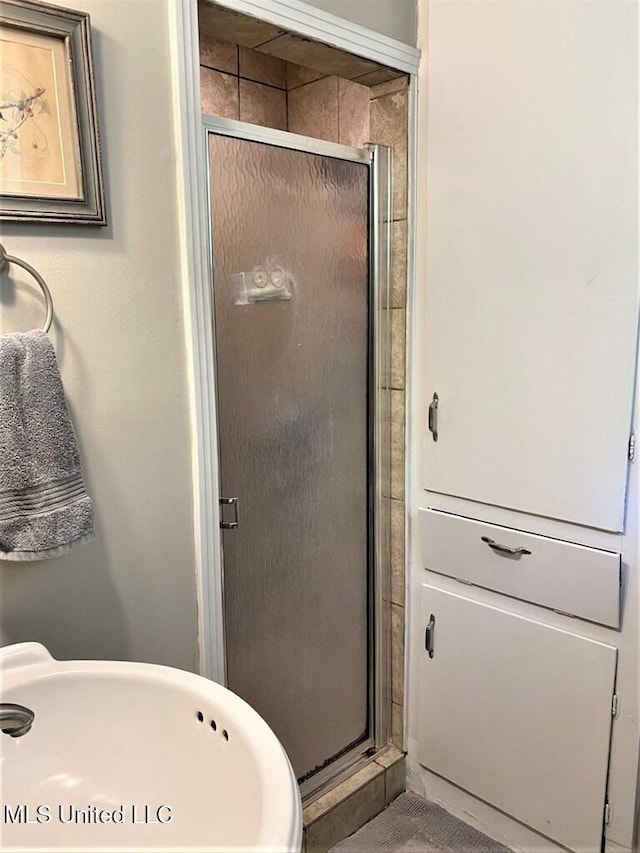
[
  {"xmin": 604, "ymin": 801, "xmax": 612, "ymax": 826},
  {"xmin": 612, "ymin": 693, "xmax": 619, "ymax": 718},
  {"xmin": 629, "ymin": 433, "xmax": 636, "ymax": 462}
]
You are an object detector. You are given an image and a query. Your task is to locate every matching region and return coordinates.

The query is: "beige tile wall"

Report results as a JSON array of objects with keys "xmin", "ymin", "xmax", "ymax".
[
  {"xmin": 200, "ymin": 33, "xmax": 287, "ymax": 129},
  {"xmin": 368, "ymin": 77, "xmax": 409, "ymax": 751},
  {"xmin": 199, "ymin": 32, "xmax": 371, "ymax": 146},
  {"xmin": 287, "ymin": 75, "xmax": 370, "ymax": 147},
  {"xmin": 199, "ymin": 26, "xmax": 408, "ymax": 755}
]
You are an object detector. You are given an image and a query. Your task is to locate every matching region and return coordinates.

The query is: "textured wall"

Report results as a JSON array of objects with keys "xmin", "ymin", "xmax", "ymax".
[{"xmin": 0, "ymin": 0, "xmax": 198, "ymax": 670}]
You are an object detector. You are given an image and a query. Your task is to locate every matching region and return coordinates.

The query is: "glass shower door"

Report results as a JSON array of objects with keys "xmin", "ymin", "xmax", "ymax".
[{"xmin": 207, "ymin": 129, "xmax": 372, "ymax": 788}]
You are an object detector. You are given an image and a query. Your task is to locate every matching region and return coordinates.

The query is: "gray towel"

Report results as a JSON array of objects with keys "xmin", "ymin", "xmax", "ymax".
[{"xmin": 0, "ymin": 330, "xmax": 94, "ymax": 561}]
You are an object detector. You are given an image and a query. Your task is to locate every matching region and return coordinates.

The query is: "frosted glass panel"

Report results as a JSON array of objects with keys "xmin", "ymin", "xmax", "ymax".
[{"xmin": 208, "ymin": 133, "xmax": 370, "ymax": 781}]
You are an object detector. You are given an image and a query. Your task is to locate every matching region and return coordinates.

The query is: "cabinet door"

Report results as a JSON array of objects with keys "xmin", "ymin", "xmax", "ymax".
[
  {"xmin": 423, "ymin": 0, "xmax": 638, "ymax": 531},
  {"xmin": 418, "ymin": 583, "xmax": 617, "ymax": 852}
]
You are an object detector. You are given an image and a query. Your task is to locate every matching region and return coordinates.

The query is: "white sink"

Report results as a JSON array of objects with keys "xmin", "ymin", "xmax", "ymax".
[{"xmin": 0, "ymin": 643, "xmax": 302, "ymax": 851}]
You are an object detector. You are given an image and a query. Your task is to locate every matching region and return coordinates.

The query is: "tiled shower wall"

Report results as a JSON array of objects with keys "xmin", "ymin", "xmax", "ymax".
[
  {"xmin": 368, "ymin": 79, "xmax": 409, "ymax": 753},
  {"xmin": 199, "ymin": 33, "xmax": 408, "ymax": 753},
  {"xmin": 200, "ymin": 36, "xmax": 288, "ymax": 128},
  {"xmin": 199, "ymin": 34, "xmax": 372, "ymax": 146}
]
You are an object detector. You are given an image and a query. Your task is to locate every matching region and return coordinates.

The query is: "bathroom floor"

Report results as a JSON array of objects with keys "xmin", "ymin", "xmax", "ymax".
[{"xmin": 329, "ymin": 792, "xmax": 513, "ymax": 853}]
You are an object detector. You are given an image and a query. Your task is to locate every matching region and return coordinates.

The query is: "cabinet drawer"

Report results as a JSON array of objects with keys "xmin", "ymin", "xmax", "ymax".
[{"xmin": 419, "ymin": 508, "xmax": 621, "ymax": 627}]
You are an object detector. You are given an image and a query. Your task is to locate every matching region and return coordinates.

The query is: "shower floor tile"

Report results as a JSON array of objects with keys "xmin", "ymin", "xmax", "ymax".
[{"xmin": 328, "ymin": 792, "xmax": 513, "ymax": 853}]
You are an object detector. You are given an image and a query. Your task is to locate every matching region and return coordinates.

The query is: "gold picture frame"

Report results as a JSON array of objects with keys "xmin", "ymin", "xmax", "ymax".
[{"xmin": 0, "ymin": 0, "xmax": 105, "ymax": 224}]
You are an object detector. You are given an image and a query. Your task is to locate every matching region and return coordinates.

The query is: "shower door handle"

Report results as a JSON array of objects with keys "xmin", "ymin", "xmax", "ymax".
[{"xmin": 219, "ymin": 497, "xmax": 239, "ymax": 529}]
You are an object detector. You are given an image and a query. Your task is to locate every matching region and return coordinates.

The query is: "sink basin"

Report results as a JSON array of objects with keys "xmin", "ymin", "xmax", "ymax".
[{"xmin": 0, "ymin": 643, "xmax": 302, "ymax": 851}]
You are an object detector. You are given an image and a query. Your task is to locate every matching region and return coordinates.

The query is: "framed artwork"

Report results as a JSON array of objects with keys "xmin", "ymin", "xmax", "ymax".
[{"xmin": 0, "ymin": 0, "xmax": 106, "ymax": 224}]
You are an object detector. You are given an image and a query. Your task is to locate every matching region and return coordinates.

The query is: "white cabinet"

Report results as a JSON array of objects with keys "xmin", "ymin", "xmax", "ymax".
[
  {"xmin": 418, "ymin": 583, "xmax": 617, "ymax": 852},
  {"xmin": 417, "ymin": 3, "xmax": 638, "ymax": 845},
  {"xmin": 423, "ymin": 0, "xmax": 639, "ymax": 532}
]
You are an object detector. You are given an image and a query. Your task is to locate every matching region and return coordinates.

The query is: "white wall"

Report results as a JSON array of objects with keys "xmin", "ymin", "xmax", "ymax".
[
  {"xmin": 303, "ymin": 0, "xmax": 416, "ymax": 44},
  {"xmin": 0, "ymin": 0, "xmax": 198, "ymax": 671}
]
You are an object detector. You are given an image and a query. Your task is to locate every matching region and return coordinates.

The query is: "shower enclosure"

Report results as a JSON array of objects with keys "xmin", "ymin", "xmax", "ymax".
[{"xmin": 204, "ymin": 116, "xmax": 391, "ymax": 799}]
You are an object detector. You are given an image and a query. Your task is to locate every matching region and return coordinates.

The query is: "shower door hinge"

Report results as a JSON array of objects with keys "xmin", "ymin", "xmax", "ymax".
[
  {"xmin": 611, "ymin": 693, "xmax": 619, "ymax": 718},
  {"xmin": 604, "ymin": 800, "xmax": 612, "ymax": 826},
  {"xmin": 629, "ymin": 433, "xmax": 636, "ymax": 462}
]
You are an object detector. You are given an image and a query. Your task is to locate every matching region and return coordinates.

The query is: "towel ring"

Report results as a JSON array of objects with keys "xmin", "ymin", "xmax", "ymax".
[{"xmin": 0, "ymin": 243, "xmax": 54, "ymax": 334}]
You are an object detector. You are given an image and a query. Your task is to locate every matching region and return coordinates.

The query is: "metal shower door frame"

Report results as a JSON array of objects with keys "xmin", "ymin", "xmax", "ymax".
[{"xmin": 202, "ymin": 114, "xmax": 392, "ymax": 799}]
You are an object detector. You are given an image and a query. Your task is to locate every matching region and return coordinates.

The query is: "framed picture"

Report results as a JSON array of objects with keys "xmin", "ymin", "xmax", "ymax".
[{"xmin": 0, "ymin": 0, "xmax": 105, "ymax": 224}]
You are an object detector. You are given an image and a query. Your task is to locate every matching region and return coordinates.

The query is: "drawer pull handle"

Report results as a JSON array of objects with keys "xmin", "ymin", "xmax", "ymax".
[
  {"xmin": 428, "ymin": 393, "xmax": 439, "ymax": 442},
  {"xmin": 425, "ymin": 613, "xmax": 435, "ymax": 658},
  {"xmin": 481, "ymin": 535, "xmax": 531, "ymax": 558}
]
